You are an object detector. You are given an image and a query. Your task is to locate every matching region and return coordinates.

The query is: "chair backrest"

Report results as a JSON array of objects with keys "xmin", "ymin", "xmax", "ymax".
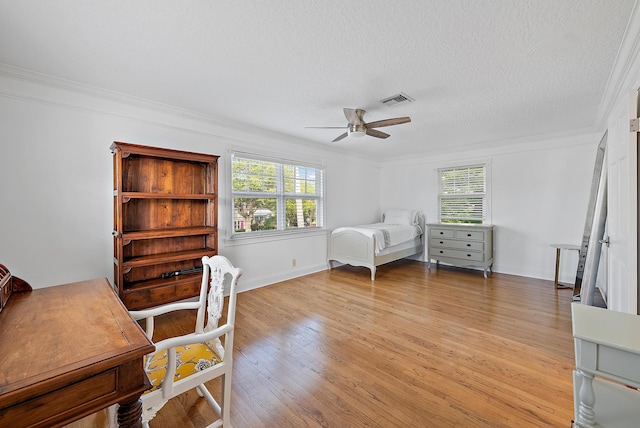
[{"xmin": 196, "ymin": 255, "xmax": 242, "ymax": 359}]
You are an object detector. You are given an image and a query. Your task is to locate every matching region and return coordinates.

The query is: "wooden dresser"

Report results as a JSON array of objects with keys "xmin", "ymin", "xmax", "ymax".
[
  {"xmin": 426, "ymin": 223, "xmax": 494, "ymax": 277},
  {"xmin": 0, "ymin": 278, "xmax": 154, "ymax": 428}
]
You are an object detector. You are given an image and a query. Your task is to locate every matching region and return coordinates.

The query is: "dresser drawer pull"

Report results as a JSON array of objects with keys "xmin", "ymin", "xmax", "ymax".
[
  {"xmin": 439, "ymin": 250, "xmax": 444, "ymax": 254},
  {"xmin": 439, "ymin": 231, "xmax": 444, "ymax": 235},
  {"xmin": 467, "ymin": 233, "xmax": 472, "ymax": 237},
  {"xmin": 440, "ymin": 241, "xmax": 444, "ymax": 244},
  {"xmin": 467, "ymin": 254, "xmax": 472, "ymax": 257},
  {"xmin": 466, "ymin": 243, "xmax": 471, "ymax": 247}
]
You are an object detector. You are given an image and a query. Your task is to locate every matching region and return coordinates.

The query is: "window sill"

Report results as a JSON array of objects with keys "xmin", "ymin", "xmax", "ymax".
[{"xmin": 224, "ymin": 228, "xmax": 329, "ymax": 246}]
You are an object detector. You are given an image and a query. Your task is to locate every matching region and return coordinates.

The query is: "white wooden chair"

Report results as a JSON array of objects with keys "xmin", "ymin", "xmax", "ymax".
[{"xmin": 129, "ymin": 255, "xmax": 242, "ymax": 428}]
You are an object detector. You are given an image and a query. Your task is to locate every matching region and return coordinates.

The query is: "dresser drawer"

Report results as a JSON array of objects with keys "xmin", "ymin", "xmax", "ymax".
[
  {"xmin": 430, "ymin": 239, "xmax": 484, "ymax": 251},
  {"xmin": 455, "ymin": 230, "xmax": 485, "ymax": 241},
  {"xmin": 429, "ymin": 247, "xmax": 485, "ymax": 262},
  {"xmin": 430, "ymin": 228, "xmax": 455, "ymax": 238}
]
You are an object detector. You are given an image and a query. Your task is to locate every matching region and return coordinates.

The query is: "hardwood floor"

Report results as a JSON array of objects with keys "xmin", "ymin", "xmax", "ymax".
[{"xmin": 70, "ymin": 260, "xmax": 577, "ymax": 427}]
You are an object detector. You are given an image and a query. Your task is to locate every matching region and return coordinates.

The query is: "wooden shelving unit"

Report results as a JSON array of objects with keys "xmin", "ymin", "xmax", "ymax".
[{"xmin": 111, "ymin": 142, "xmax": 219, "ymax": 310}]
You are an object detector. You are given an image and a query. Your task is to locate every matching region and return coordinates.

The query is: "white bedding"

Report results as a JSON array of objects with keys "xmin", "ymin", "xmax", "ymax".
[{"xmin": 332, "ymin": 223, "xmax": 423, "ymax": 254}]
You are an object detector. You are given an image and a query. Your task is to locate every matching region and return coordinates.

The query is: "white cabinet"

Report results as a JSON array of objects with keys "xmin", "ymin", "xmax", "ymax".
[
  {"xmin": 427, "ymin": 223, "xmax": 494, "ymax": 277},
  {"xmin": 572, "ymin": 303, "xmax": 640, "ymax": 427}
]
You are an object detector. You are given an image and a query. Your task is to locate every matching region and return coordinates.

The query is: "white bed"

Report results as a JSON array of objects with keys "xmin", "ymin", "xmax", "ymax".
[{"xmin": 327, "ymin": 210, "xmax": 425, "ymax": 280}]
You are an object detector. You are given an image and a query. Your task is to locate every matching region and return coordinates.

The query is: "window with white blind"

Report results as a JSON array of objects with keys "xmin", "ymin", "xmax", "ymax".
[
  {"xmin": 438, "ymin": 164, "xmax": 488, "ymax": 224},
  {"xmin": 231, "ymin": 152, "xmax": 324, "ymax": 237}
]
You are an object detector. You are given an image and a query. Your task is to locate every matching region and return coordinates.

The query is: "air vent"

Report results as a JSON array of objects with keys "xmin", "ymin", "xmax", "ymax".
[{"xmin": 380, "ymin": 92, "xmax": 414, "ymax": 107}]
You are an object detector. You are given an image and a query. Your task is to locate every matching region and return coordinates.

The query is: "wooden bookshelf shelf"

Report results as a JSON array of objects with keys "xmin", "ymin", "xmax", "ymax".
[
  {"xmin": 120, "ymin": 191, "xmax": 216, "ymax": 200},
  {"xmin": 123, "ymin": 248, "xmax": 216, "ymax": 268}
]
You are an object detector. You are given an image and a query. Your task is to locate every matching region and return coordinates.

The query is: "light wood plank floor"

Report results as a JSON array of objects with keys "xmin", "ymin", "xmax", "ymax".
[{"xmin": 70, "ymin": 260, "xmax": 577, "ymax": 427}]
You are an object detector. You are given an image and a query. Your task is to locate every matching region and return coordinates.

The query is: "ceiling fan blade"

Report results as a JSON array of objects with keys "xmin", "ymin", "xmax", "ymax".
[
  {"xmin": 343, "ymin": 108, "xmax": 365, "ymax": 126},
  {"xmin": 365, "ymin": 128, "xmax": 390, "ymax": 139},
  {"xmin": 366, "ymin": 117, "xmax": 411, "ymax": 128},
  {"xmin": 332, "ymin": 132, "xmax": 349, "ymax": 142}
]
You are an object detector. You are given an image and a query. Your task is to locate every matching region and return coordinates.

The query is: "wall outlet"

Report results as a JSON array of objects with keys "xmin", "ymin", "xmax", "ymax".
[{"xmin": 292, "ymin": 259, "xmax": 296, "ymax": 267}]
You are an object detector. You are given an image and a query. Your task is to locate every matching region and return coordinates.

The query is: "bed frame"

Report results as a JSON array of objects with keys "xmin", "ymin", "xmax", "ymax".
[{"xmin": 327, "ymin": 213, "xmax": 425, "ymax": 280}]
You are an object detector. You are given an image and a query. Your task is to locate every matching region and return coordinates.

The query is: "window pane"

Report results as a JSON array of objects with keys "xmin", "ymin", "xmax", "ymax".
[
  {"xmin": 285, "ymin": 198, "xmax": 318, "ymax": 229},
  {"xmin": 440, "ymin": 196, "xmax": 484, "ymax": 222},
  {"xmin": 232, "ymin": 157, "xmax": 277, "ymax": 193},
  {"xmin": 233, "ymin": 197, "xmax": 277, "ymax": 232},
  {"xmin": 283, "ymin": 165, "xmax": 318, "ymax": 195},
  {"xmin": 440, "ymin": 165, "xmax": 485, "ymax": 194}
]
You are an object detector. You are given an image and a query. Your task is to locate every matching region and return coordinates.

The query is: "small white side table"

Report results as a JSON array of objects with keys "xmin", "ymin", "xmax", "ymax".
[
  {"xmin": 550, "ymin": 244, "xmax": 580, "ymax": 289},
  {"xmin": 572, "ymin": 303, "xmax": 640, "ymax": 427}
]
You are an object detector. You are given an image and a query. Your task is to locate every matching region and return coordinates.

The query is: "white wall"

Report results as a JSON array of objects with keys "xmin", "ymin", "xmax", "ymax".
[
  {"xmin": 0, "ymin": 66, "xmax": 608, "ymax": 291},
  {"xmin": 381, "ymin": 134, "xmax": 600, "ymax": 281},
  {"xmin": 0, "ymin": 68, "xmax": 381, "ymax": 290}
]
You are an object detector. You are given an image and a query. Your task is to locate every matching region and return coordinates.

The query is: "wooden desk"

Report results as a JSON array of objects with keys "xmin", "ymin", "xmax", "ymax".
[{"xmin": 0, "ymin": 278, "xmax": 154, "ymax": 428}]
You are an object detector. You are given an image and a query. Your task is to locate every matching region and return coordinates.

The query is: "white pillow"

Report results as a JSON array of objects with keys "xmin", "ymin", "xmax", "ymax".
[{"xmin": 383, "ymin": 209, "xmax": 417, "ymax": 225}]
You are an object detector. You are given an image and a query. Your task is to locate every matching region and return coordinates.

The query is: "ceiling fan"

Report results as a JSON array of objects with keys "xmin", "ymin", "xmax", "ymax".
[{"xmin": 307, "ymin": 108, "xmax": 411, "ymax": 142}]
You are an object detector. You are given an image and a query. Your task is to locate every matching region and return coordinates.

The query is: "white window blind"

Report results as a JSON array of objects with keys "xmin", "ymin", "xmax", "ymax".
[{"xmin": 438, "ymin": 164, "xmax": 486, "ymax": 223}]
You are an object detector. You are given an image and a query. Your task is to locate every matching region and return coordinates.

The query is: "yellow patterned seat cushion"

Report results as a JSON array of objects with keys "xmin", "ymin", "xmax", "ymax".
[{"xmin": 144, "ymin": 343, "xmax": 222, "ymax": 393}]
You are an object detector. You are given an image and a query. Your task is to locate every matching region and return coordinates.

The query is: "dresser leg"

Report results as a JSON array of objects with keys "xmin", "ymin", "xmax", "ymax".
[{"xmin": 575, "ymin": 370, "xmax": 596, "ymax": 428}]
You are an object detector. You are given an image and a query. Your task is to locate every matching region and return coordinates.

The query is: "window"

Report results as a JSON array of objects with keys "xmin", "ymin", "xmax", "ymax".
[
  {"xmin": 231, "ymin": 153, "xmax": 324, "ymax": 236},
  {"xmin": 438, "ymin": 164, "xmax": 488, "ymax": 224}
]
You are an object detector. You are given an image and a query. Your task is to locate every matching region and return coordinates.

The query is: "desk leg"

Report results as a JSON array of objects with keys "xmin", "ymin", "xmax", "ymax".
[
  {"xmin": 117, "ymin": 395, "xmax": 144, "ymax": 428},
  {"xmin": 554, "ymin": 248, "xmax": 561, "ymax": 287},
  {"xmin": 554, "ymin": 248, "xmax": 574, "ymax": 289}
]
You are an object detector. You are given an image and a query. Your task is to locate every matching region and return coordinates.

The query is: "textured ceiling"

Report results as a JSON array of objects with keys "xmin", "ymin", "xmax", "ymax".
[{"xmin": 0, "ymin": 1, "xmax": 636, "ymax": 159}]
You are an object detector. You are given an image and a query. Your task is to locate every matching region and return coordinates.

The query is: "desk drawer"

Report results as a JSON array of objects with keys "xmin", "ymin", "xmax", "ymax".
[
  {"xmin": 430, "ymin": 239, "xmax": 484, "ymax": 251},
  {"xmin": 0, "ymin": 369, "xmax": 117, "ymax": 427},
  {"xmin": 429, "ymin": 247, "xmax": 484, "ymax": 262}
]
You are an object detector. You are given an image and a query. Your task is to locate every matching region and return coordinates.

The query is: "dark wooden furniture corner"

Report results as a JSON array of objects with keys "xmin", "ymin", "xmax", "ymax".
[{"xmin": 0, "ymin": 278, "xmax": 154, "ymax": 428}]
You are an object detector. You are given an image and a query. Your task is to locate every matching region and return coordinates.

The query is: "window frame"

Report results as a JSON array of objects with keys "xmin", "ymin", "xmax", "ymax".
[
  {"xmin": 436, "ymin": 161, "xmax": 491, "ymax": 224},
  {"xmin": 228, "ymin": 150, "xmax": 325, "ymax": 240}
]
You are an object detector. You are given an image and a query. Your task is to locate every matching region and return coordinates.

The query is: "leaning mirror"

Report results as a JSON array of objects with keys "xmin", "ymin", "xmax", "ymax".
[{"xmin": 574, "ymin": 132, "xmax": 607, "ymax": 306}]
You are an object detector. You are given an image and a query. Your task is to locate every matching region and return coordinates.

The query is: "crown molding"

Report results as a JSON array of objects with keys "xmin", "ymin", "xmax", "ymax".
[
  {"xmin": 385, "ymin": 127, "xmax": 600, "ymax": 167},
  {"xmin": 0, "ymin": 63, "xmax": 376, "ymax": 163},
  {"xmin": 0, "ymin": 62, "xmax": 600, "ymax": 167},
  {"xmin": 596, "ymin": 1, "xmax": 640, "ymax": 127},
  {"xmin": 0, "ymin": 63, "xmax": 238, "ymax": 126}
]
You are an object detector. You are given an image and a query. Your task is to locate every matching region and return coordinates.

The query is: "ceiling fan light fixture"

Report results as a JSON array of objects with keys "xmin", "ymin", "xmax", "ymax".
[{"xmin": 348, "ymin": 124, "xmax": 366, "ymax": 138}]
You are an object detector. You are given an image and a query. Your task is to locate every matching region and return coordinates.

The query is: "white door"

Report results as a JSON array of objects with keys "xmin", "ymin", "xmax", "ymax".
[{"xmin": 606, "ymin": 90, "xmax": 638, "ymax": 314}]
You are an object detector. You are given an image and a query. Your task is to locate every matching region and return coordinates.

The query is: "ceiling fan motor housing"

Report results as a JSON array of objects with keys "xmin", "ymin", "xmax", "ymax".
[{"xmin": 348, "ymin": 124, "xmax": 366, "ymax": 137}]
